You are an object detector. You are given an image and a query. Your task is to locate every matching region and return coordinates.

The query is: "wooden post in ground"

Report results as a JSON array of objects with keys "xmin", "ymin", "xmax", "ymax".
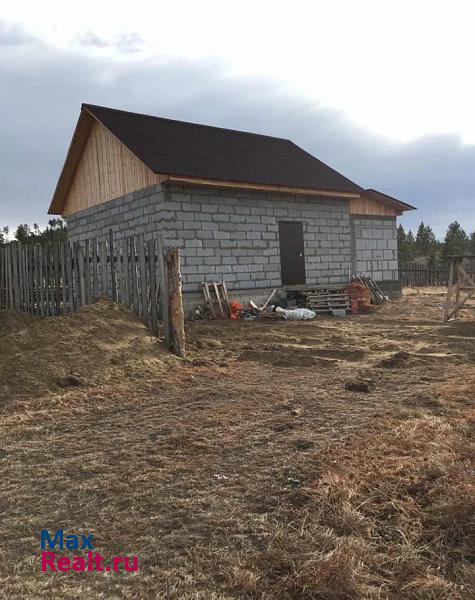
[
  {"xmin": 444, "ymin": 254, "xmax": 475, "ymax": 321},
  {"xmin": 109, "ymin": 229, "xmax": 117, "ymax": 302},
  {"xmin": 165, "ymin": 247, "xmax": 185, "ymax": 357},
  {"xmin": 444, "ymin": 258, "xmax": 455, "ymax": 321},
  {"xmin": 157, "ymin": 234, "xmax": 170, "ymax": 348},
  {"xmin": 453, "ymin": 259, "xmax": 462, "ymax": 318}
]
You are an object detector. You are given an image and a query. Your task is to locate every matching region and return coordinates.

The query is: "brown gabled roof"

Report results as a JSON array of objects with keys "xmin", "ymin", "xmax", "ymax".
[
  {"xmin": 82, "ymin": 104, "xmax": 363, "ymax": 195},
  {"xmin": 90, "ymin": 103, "xmax": 363, "ymax": 190},
  {"xmin": 363, "ymin": 188, "xmax": 416, "ymax": 212},
  {"xmin": 50, "ymin": 104, "xmax": 366, "ymax": 214}
]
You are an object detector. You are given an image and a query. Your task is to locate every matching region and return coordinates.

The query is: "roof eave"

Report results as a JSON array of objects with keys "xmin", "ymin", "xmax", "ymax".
[
  {"xmin": 164, "ymin": 174, "xmax": 361, "ymax": 198},
  {"xmin": 365, "ymin": 188, "xmax": 417, "ymax": 212},
  {"xmin": 48, "ymin": 108, "xmax": 95, "ymax": 215}
]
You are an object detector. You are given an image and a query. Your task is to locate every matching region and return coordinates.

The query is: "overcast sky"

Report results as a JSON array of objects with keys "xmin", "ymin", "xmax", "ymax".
[{"xmin": 1, "ymin": 0, "xmax": 474, "ymax": 237}]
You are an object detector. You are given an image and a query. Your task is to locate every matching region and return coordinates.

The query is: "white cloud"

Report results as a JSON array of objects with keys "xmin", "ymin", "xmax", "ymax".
[
  {"xmin": 2, "ymin": 0, "xmax": 475, "ymax": 142},
  {"xmin": 0, "ymin": 11, "xmax": 474, "ymax": 238}
]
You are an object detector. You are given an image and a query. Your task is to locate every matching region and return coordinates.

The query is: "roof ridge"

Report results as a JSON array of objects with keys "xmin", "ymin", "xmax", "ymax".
[{"xmin": 82, "ymin": 103, "xmax": 293, "ymax": 144}]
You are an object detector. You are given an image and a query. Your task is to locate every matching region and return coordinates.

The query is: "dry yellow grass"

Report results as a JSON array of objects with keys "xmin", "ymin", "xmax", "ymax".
[{"xmin": 0, "ymin": 293, "xmax": 473, "ymax": 598}]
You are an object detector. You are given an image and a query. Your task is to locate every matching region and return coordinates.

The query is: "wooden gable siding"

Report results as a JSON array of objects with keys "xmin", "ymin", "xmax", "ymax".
[
  {"xmin": 63, "ymin": 122, "xmax": 165, "ymax": 217},
  {"xmin": 349, "ymin": 196, "xmax": 401, "ymax": 217}
]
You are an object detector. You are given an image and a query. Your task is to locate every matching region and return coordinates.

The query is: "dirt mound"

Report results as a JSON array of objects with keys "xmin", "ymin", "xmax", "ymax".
[
  {"xmin": 0, "ymin": 309, "xmax": 36, "ymax": 336},
  {"xmin": 0, "ymin": 299, "xmax": 174, "ymax": 410},
  {"xmin": 378, "ymin": 350, "xmax": 411, "ymax": 368}
]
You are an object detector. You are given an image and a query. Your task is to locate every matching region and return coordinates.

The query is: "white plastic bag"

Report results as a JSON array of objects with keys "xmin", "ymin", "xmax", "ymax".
[{"xmin": 275, "ymin": 307, "xmax": 316, "ymax": 320}]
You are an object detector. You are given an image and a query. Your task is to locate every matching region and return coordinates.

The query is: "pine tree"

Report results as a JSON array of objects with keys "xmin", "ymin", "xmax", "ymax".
[
  {"xmin": 41, "ymin": 219, "xmax": 68, "ymax": 244},
  {"xmin": 397, "ymin": 224, "xmax": 415, "ymax": 265},
  {"xmin": 6, "ymin": 220, "xmax": 68, "ymax": 245},
  {"xmin": 14, "ymin": 224, "xmax": 32, "ymax": 243},
  {"xmin": 414, "ymin": 222, "xmax": 437, "ymax": 257},
  {"xmin": 441, "ymin": 221, "xmax": 468, "ymax": 257},
  {"xmin": 468, "ymin": 231, "xmax": 475, "ymax": 255}
]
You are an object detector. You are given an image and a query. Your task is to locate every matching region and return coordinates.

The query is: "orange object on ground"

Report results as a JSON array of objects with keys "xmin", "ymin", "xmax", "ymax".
[
  {"xmin": 230, "ymin": 300, "xmax": 243, "ymax": 320},
  {"xmin": 346, "ymin": 283, "xmax": 372, "ymax": 314}
]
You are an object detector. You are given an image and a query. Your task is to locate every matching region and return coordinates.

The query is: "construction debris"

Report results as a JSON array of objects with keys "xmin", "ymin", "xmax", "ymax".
[
  {"xmin": 201, "ymin": 281, "xmax": 231, "ymax": 319},
  {"xmin": 261, "ymin": 288, "xmax": 278, "ymax": 309},
  {"xmin": 286, "ymin": 285, "xmax": 351, "ymax": 315},
  {"xmin": 346, "ymin": 282, "xmax": 373, "ymax": 314},
  {"xmin": 351, "ymin": 275, "xmax": 386, "ymax": 305},
  {"xmin": 199, "ymin": 276, "xmax": 389, "ymax": 322},
  {"xmin": 275, "ymin": 307, "xmax": 316, "ymax": 320}
]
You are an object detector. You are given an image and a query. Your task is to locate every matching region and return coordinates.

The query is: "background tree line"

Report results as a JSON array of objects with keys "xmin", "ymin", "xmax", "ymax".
[
  {"xmin": 0, "ymin": 220, "xmax": 68, "ymax": 246},
  {"xmin": 398, "ymin": 220, "xmax": 475, "ymax": 267}
]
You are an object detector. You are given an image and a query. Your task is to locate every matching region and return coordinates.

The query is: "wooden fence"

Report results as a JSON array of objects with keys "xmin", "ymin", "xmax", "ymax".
[
  {"xmin": 0, "ymin": 231, "xmax": 185, "ymax": 356},
  {"xmin": 400, "ymin": 262, "xmax": 475, "ymax": 288}
]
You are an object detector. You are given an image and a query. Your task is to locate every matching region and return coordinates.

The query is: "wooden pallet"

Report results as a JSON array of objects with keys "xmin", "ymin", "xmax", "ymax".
[
  {"xmin": 301, "ymin": 286, "xmax": 350, "ymax": 315},
  {"xmin": 201, "ymin": 281, "xmax": 231, "ymax": 319}
]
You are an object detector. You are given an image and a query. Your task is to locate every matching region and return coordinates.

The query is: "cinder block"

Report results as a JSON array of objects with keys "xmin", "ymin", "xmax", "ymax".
[
  {"xmin": 232, "ymin": 264, "xmax": 250, "ymax": 273},
  {"xmin": 196, "ymin": 248, "xmax": 215, "ymax": 256},
  {"xmin": 187, "ymin": 239, "xmax": 203, "ymax": 248},
  {"xmin": 387, "ymin": 239, "xmax": 397, "ymax": 250},
  {"xmin": 261, "ymin": 216, "xmax": 275, "ymax": 224},
  {"xmin": 213, "ymin": 231, "xmax": 230, "ymax": 240},
  {"xmin": 196, "ymin": 230, "xmax": 213, "ymax": 239},
  {"xmin": 235, "ymin": 206, "xmax": 251, "ymax": 215},
  {"xmin": 384, "ymin": 228, "xmax": 395, "ymax": 239},
  {"xmin": 181, "ymin": 265, "xmax": 198, "ymax": 274}
]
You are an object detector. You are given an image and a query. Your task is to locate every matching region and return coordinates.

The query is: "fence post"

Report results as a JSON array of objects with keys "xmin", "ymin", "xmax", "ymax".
[
  {"xmin": 157, "ymin": 235, "xmax": 170, "ymax": 348},
  {"xmin": 165, "ymin": 246, "xmax": 185, "ymax": 357},
  {"xmin": 147, "ymin": 239, "xmax": 159, "ymax": 337},
  {"xmin": 109, "ymin": 229, "xmax": 117, "ymax": 302}
]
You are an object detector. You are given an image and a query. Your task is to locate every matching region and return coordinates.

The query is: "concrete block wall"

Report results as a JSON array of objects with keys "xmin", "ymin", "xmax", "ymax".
[
  {"xmin": 65, "ymin": 185, "xmax": 163, "ymax": 242},
  {"xmin": 161, "ymin": 184, "xmax": 352, "ymax": 292},
  {"xmin": 351, "ymin": 216, "xmax": 399, "ymax": 282},
  {"xmin": 66, "ymin": 182, "xmax": 354, "ymax": 294}
]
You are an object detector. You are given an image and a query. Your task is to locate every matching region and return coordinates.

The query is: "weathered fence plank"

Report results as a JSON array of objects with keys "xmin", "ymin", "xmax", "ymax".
[
  {"xmin": 157, "ymin": 234, "xmax": 171, "ymax": 348},
  {"xmin": 400, "ymin": 262, "xmax": 475, "ymax": 287},
  {"xmin": 121, "ymin": 238, "xmax": 130, "ymax": 309},
  {"xmin": 0, "ymin": 233, "xmax": 185, "ymax": 356},
  {"xmin": 148, "ymin": 239, "xmax": 159, "ymax": 337},
  {"xmin": 0, "ymin": 234, "xmax": 184, "ymax": 355}
]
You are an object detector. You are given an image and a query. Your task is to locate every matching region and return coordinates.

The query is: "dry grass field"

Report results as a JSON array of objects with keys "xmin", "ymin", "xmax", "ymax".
[{"xmin": 0, "ymin": 290, "xmax": 473, "ymax": 599}]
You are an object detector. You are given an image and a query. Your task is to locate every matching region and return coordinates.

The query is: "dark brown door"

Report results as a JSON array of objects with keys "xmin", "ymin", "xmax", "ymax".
[{"xmin": 278, "ymin": 221, "xmax": 306, "ymax": 286}]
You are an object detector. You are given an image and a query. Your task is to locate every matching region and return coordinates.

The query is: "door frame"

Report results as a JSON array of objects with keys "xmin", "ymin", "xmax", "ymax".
[{"xmin": 278, "ymin": 220, "xmax": 306, "ymax": 286}]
